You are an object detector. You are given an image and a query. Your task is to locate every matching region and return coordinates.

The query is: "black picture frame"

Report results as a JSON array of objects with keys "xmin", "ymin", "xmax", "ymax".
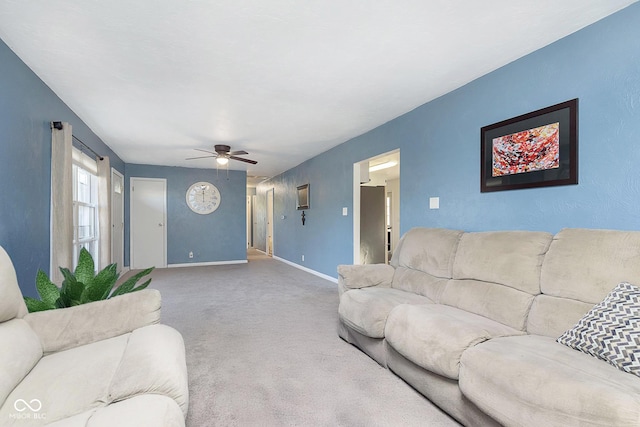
[
  {"xmin": 296, "ymin": 184, "xmax": 309, "ymax": 210},
  {"xmin": 480, "ymin": 99, "xmax": 578, "ymax": 193}
]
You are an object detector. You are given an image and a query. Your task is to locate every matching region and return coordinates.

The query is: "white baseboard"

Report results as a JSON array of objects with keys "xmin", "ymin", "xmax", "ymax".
[
  {"xmin": 168, "ymin": 260, "xmax": 248, "ymax": 268},
  {"xmin": 273, "ymin": 256, "xmax": 338, "ymax": 284}
]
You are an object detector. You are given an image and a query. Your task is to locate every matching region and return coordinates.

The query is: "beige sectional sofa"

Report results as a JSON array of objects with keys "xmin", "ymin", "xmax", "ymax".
[
  {"xmin": 338, "ymin": 227, "xmax": 640, "ymax": 426},
  {"xmin": 0, "ymin": 246, "xmax": 189, "ymax": 426}
]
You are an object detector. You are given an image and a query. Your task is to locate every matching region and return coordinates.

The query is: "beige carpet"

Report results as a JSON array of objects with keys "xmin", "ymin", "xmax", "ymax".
[{"xmin": 146, "ymin": 250, "xmax": 459, "ymax": 426}]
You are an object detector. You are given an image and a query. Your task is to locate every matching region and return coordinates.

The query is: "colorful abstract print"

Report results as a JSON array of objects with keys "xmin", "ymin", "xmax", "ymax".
[{"xmin": 492, "ymin": 122, "xmax": 560, "ymax": 177}]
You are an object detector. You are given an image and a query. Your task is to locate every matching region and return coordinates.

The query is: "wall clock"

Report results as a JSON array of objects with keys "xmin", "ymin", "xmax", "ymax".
[{"xmin": 186, "ymin": 181, "xmax": 221, "ymax": 214}]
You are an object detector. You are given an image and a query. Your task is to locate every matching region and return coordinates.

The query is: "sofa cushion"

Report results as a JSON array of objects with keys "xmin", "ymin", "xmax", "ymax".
[
  {"xmin": 442, "ymin": 231, "xmax": 551, "ymax": 330},
  {"xmin": 337, "ymin": 264, "xmax": 394, "ymax": 297},
  {"xmin": 459, "ymin": 335, "xmax": 640, "ymax": 426},
  {"xmin": 108, "ymin": 324, "xmax": 189, "ymax": 416},
  {"xmin": 339, "ymin": 288, "xmax": 432, "ymax": 338},
  {"xmin": 385, "ymin": 304, "xmax": 523, "ymax": 380},
  {"xmin": 531, "ymin": 228, "xmax": 640, "ymax": 337},
  {"xmin": 394, "ymin": 228, "xmax": 463, "ymax": 277},
  {"xmin": 1, "ymin": 324, "xmax": 188, "ymax": 425},
  {"xmin": 24, "ymin": 289, "xmax": 162, "ymax": 355},
  {"xmin": 391, "ymin": 267, "xmax": 449, "ymax": 302},
  {"xmin": 527, "ymin": 294, "xmax": 595, "ymax": 338},
  {"xmin": 0, "ymin": 319, "xmax": 43, "ymax": 406},
  {"xmin": 452, "ymin": 230, "xmax": 552, "ymax": 295},
  {"xmin": 540, "ymin": 228, "xmax": 640, "ymax": 303},
  {"xmin": 441, "ymin": 279, "xmax": 535, "ymax": 331},
  {"xmin": 0, "ymin": 246, "xmax": 28, "ymax": 322},
  {"xmin": 0, "ymin": 333, "xmax": 130, "ymax": 425},
  {"xmin": 557, "ymin": 282, "xmax": 640, "ymax": 377}
]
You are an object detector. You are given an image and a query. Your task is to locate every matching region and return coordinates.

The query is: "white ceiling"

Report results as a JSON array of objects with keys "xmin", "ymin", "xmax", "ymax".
[{"xmin": 0, "ymin": 1, "xmax": 636, "ymax": 182}]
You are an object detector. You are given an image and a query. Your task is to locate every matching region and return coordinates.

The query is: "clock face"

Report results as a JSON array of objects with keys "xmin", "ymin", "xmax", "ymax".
[{"xmin": 186, "ymin": 182, "xmax": 221, "ymax": 214}]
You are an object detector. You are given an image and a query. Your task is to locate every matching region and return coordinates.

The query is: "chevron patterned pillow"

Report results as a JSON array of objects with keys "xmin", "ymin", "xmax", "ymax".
[{"xmin": 557, "ymin": 282, "xmax": 640, "ymax": 377}]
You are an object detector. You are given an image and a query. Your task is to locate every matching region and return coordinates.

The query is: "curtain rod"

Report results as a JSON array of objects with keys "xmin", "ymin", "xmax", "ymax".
[
  {"xmin": 51, "ymin": 121, "xmax": 104, "ymax": 160},
  {"xmin": 72, "ymin": 135, "xmax": 104, "ymax": 161}
]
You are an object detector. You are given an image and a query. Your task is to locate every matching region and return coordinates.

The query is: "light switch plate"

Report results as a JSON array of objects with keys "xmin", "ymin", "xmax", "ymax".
[
  {"xmin": 429, "ymin": 197, "xmax": 440, "ymax": 209},
  {"xmin": 342, "ymin": 207, "xmax": 348, "ymax": 216}
]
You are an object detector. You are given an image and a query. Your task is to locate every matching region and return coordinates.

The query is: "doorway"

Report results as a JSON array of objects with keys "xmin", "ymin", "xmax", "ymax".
[
  {"xmin": 353, "ymin": 150, "xmax": 400, "ymax": 264},
  {"xmin": 111, "ymin": 168, "xmax": 125, "ymax": 273},
  {"xmin": 130, "ymin": 177, "xmax": 167, "ymax": 268}
]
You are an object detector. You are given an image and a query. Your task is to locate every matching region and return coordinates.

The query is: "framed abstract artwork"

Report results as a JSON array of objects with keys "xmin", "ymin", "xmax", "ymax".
[{"xmin": 480, "ymin": 99, "xmax": 578, "ymax": 192}]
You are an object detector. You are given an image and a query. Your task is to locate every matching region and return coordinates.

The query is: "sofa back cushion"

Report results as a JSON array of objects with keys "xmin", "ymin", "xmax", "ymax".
[
  {"xmin": 441, "ymin": 231, "xmax": 553, "ymax": 330},
  {"xmin": 390, "ymin": 228, "xmax": 463, "ymax": 300},
  {"xmin": 0, "ymin": 246, "xmax": 42, "ymax": 405},
  {"xmin": 529, "ymin": 228, "xmax": 640, "ymax": 337},
  {"xmin": 0, "ymin": 246, "xmax": 27, "ymax": 323}
]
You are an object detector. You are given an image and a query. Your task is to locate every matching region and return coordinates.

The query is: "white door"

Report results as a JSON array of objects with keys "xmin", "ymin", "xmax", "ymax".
[
  {"xmin": 111, "ymin": 168, "xmax": 125, "ymax": 272},
  {"xmin": 130, "ymin": 178, "xmax": 167, "ymax": 269},
  {"xmin": 267, "ymin": 189, "xmax": 274, "ymax": 256}
]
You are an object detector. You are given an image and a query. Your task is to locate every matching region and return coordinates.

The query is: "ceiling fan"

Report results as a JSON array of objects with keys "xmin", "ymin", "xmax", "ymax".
[{"xmin": 186, "ymin": 144, "xmax": 257, "ymax": 165}]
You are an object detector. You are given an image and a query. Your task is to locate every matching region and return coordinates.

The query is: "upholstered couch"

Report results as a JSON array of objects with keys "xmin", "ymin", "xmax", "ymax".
[
  {"xmin": 338, "ymin": 227, "xmax": 640, "ymax": 426},
  {"xmin": 0, "ymin": 246, "xmax": 189, "ymax": 426}
]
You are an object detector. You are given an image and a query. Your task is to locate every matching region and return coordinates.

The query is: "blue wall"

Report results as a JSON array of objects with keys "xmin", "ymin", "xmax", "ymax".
[
  {"xmin": 257, "ymin": 3, "xmax": 640, "ymax": 279},
  {"xmin": 0, "ymin": 38, "xmax": 125, "ymax": 297},
  {"xmin": 124, "ymin": 164, "xmax": 247, "ymax": 265},
  {"xmin": 3, "ymin": 3, "xmax": 640, "ymax": 293}
]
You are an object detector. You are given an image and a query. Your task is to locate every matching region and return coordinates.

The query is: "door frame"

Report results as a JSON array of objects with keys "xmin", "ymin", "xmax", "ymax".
[
  {"xmin": 130, "ymin": 177, "xmax": 167, "ymax": 269},
  {"xmin": 353, "ymin": 149, "xmax": 400, "ymax": 264},
  {"xmin": 266, "ymin": 188, "xmax": 274, "ymax": 256},
  {"xmin": 110, "ymin": 168, "xmax": 125, "ymax": 273}
]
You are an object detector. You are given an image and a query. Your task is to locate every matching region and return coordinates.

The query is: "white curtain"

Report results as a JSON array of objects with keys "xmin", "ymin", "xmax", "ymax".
[
  {"xmin": 97, "ymin": 156, "xmax": 111, "ymax": 270},
  {"xmin": 50, "ymin": 122, "xmax": 73, "ymax": 284}
]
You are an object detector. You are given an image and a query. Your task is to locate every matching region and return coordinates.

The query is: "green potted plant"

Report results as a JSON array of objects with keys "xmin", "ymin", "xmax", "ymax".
[{"xmin": 24, "ymin": 248, "xmax": 154, "ymax": 312}]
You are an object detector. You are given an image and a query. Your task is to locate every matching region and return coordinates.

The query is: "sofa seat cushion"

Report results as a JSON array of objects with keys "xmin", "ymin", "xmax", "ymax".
[
  {"xmin": 459, "ymin": 335, "xmax": 640, "ymax": 427},
  {"xmin": 339, "ymin": 288, "xmax": 433, "ymax": 338},
  {"xmin": 45, "ymin": 395, "xmax": 185, "ymax": 427},
  {"xmin": 385, "ymin": 304, "xmax": 523, "ymax": 380}
]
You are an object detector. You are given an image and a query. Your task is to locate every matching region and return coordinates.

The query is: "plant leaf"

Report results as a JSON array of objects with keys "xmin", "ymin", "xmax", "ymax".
[
  {"xmin": 81, "ymin": 263, "xmax": 119, "ymax": 303},
  {"xmin": 74, "ymin": 248, "xmax": 95, "ymax": 285},
  {"xmin": 110, "ymin": 267, "xmax": 154, "ymax": 298},
  {"xmin": 35, "ymin": 270, "xmax": 61, "ymax": 307},
  {"xmin": 130, "ymin": 278, "xmax": 152, "ymax": 293},
  {"xmin": 24, "ymin": 296, "xmax": 54, "ymax": 313},
  {"xmin": 59, "ymin": 267, "xmax": 85, "ymax": 306}
]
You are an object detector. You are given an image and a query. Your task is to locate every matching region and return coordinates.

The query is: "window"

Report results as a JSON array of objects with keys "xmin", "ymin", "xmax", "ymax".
[{"xmin": 72, "ymin": 148, "xmax": 99, "ymax": 269}]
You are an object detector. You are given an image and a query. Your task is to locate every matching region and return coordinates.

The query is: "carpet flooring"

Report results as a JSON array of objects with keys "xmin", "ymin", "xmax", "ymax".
[{"xmin": 146, "ymin": 250, "xmax": 459, "ymax": 426}]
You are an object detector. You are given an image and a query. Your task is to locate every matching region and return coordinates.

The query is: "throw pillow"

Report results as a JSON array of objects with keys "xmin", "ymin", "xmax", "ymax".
[{"xmin": 556, "ymin": 282, "xmax": 640, "ymax": 377}]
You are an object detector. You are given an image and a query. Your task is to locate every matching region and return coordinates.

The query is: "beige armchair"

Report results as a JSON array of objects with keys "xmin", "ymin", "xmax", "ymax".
[{"xmin": 0, "ymin": 246, "xmax": 188, "ymax": 426}]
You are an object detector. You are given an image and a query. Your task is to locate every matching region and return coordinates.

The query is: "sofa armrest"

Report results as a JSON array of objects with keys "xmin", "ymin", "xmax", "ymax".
[
  {"xmin": 24, "ymin": 289, "xmax": 161, "ymax": 355},
  {"xmin": 337, "ymin": 264, "xmax": 395, "ymax": 296}
]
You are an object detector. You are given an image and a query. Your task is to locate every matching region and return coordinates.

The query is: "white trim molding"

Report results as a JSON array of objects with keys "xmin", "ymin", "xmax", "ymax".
[
  {"xmin": 168, "ymin": 260, "xmax": 248, "ymax": 268},
  {"xmin": 273, "ymin": 256, "xmax": 338, "ymax": 284}
]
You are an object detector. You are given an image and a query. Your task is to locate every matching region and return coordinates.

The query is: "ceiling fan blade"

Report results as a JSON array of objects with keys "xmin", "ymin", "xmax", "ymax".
[
  {"xmin": 194, "ymin": 148, "xmax": 217, "ymax": 155},
  {"xmin": 229, "ymin": 150, "xmax": 248, "ymax": 156},
  {"xmin": 186, "ymin": 155, "xmax": 216, "ymax": 160},
  {"xmin": 230, "ymin": 155, "xmax": 258, "ymax": 165}
]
